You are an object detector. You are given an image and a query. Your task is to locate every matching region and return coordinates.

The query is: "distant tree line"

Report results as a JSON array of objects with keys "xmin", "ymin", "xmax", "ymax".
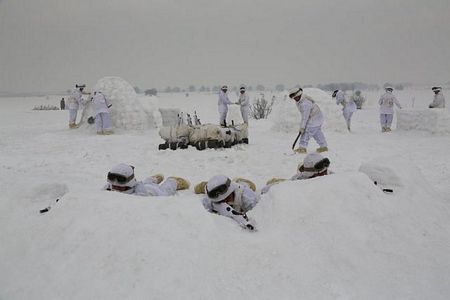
[{"xmin": 316, "ymin": 82, "xmax": 381, "ymax": 91}]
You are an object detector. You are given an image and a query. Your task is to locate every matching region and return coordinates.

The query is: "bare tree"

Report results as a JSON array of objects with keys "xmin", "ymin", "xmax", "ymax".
[{"xmin": 250, "ymin": 95, "xmax": 275, "ymax": 119}]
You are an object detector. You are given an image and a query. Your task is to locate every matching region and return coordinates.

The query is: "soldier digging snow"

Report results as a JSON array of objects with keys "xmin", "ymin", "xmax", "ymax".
[
  {"xmin": 333, "ymin": 89, "xmax": 357, "ymax": 131},
  {"xmin": 104, "ymin": 163, "xmax": 190, "ymax": 196},
  {"xmin": 429, "ymin": 86, "xmax": 445, "ymax": 108},
  {"xmin": 261, "ymin": 153, "xmax": 331, "ymax": 194},
  {"xmin": 68, "ymin": 84, "xmax": 86, "ymax": 128},
  {"xmin": 196, "ymin": 175, "xmax": 258, "ymax": 230},
  {"xmin": 378, "ymin": 86, "xmax": 402, "ymax": 132},
  {"xmin": 235, "ymin": 86, "xmax": 250, "ymax": 124},
  {"xmin": 92, "ymin": 90, "xmax": 113, "ymax": 135},
  {"xmin": 289, "ymin": 87, "xmax": 328, "ymax": 153},
  {"xmin": 218, "ymin": 85, "xmax": 234, "ymax": 127}
]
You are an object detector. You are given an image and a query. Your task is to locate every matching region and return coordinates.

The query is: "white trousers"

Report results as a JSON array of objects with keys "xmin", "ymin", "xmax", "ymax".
[
  {"xmin": 95, "ymin": 112, "xmax": 112, "ymax": 132},
  {"xmin": 380, "ymin": 114, "xmax": 393, "ymax": 128},
  {"xmin": 299, "ymin": 126, "xmax": 327, "ymax": 148},
  {"xmin": 69, "ymin": 109, "xmax": 78, "ymax": 124},
  {"xmin": 240, "ymin": 106, "xmax": 250, "ymax": 123}
]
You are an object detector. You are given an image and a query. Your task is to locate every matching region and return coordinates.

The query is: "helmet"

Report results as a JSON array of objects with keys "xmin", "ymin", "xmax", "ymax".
[
  {"xmin": 385, "ymin": 86, "xmax": 393, "ymax": 92},
  {"xmin": 332, "ymin": 90, "xmax": 339, "ymax": 98},
  {"xmin": 107, "ymin": 163, "xmax": 137, "ymax": 192},
  {"xmin": 205, "ymin": 175, "xmax": 237, "ymax": 202},
  {"xmin": 355, "ymin": 90, "xmax": 361, "ymax": 96},
  {"xmin": 297, "ymin": 153, "xmax": 330, "ymax": 176},
  {"xmin": 432, "ymin": 86, "xmax": 442, "ymax": 92},
  {"xmin": 288, "ymin": 87, "xmax": 303, "ymax": 99},
  {"xmin": 75, "ymin": 84, "xmax": 86, "ymax": 91}
]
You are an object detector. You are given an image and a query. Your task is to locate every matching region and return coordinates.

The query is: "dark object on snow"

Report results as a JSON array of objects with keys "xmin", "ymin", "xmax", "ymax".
[
  {"xmin": 40, "ymin": 207, "xmax": 50, "ymax": 214},
  {"xmin": 60, "ymin": 98, "xmax": 65, "ymax": 110},
  {"xmin": 292, "ymin": 131, "xmax": 302, "ymax": 150},
  {"xmin": 87, "ymin": 116, "xmax": 95, "ymax": 124},
  {"xmin": 374, "ymin": 181, "xmax": 394, "ymax": 194},
  {"xmin": 159, "ymin": 142, "xmax": 169, "ymax": 150},
  {"xmin": 39, "ymin": 198, "xmax": 60, "ymax": 214},
  {"xmin": 242, "ymin": 138, "xmax": 249, "ymax": 144}
]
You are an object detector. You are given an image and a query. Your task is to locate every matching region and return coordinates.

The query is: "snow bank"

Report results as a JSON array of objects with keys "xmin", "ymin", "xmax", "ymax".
[
  {"xmin": 80, "ymin": 76, "xmax": 160, "ymax": 131},
  {"xmin": 397, "ymin": 108, "xmax": 450, "ymax": 134},
  {"xmin": 2, "ymin": 167, "xmax": 449, "ymax": 299},
  {"xmin": 271, "ymin": 88, "xmax": 347, "ymax": 133}
]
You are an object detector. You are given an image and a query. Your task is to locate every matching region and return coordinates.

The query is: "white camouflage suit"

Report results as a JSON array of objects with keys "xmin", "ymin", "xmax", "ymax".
[
  {"xmin": 429, "ymin": 91, "xmax": 445, "ymax": 108},
  {"xmin": 92, "ymin": 91, "xmax": 112, "ymax": 133},
  {"xmin": 104, "ymin": 177, "xmax": 178, "ymax": 196},
  {"xmin": 335, "ymin": 90, "xmax": 357, "ymax": 130},
  {"xmin": 202, "ymin": 183, "xmax": 258, "ymax": 229},
  {"xmin": 68, "ymin": 89, "xmax": 83, "ymax": 125},
  {"xmin": 237, "ymin": 92, "xmax": 250, "ymax": 123},
  {"xmin": 218, "ymin": 90, "xmax": 233, "ymax": 126},
  {"xmin": 378, "ymin": 91, "xmax": 402, "ymax": 129},
  {"xmin": 296, "ymin": 95, "xmax": 328, "ymax": 148}
]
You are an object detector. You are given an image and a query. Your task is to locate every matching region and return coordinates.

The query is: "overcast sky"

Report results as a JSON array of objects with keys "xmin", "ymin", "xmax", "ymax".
[{"xmin": 1, "ymin": 0, "xmax": 449, "ymax": 93}]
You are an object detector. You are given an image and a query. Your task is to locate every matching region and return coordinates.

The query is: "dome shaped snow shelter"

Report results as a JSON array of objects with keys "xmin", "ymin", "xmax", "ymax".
[{"xmin": 79, "ymin": 76, "xmax": 159, "ymax": 131}]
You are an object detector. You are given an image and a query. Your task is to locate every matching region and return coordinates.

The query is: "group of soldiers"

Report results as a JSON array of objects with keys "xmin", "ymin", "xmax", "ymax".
[
  {"xmin": 104, "ymin": 151, "xmax": 331, "ymax": 231},
  {"xmin": 99, "ymin": 83, "xmax": 446, "ymax": 231},
  {"xmin": 66, "ymin": 84, "xmax": 113, "ymax": 134}
]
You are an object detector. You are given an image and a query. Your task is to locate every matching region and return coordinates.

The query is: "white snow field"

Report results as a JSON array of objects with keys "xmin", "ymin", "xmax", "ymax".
[{"xmin": 1, "ymin": 88, "xmax": 449, "ymax": 299}]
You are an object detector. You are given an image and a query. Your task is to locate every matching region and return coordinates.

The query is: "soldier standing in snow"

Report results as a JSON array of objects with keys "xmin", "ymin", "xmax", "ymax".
[
  {"xmin": 68, "ymin": 84, "xmax": 86, "ymax": 128},
  {"xmin": 236, "ymin": 86, "xmax": 250, "ymax": 124},
  {"xmin": 104, "ymin": 163, "xmax": 190, "ymax": 196},
  {"xmin": 333, "ymin": 89, "xmax": 357, "ymax": 131},
  {"xmin": 218, "ymin": 85, "xmax": 234, "ymax": 127},
  {"xmin": 60, "ymin": 98, "xmax": 65, "ymax": 110},
  {"xmin": 289, "ymin": 87, "xmax": 328, "ymax": 153},
  {"xmin": 199, "ymin": 175, "xmax": 258, "ymax": 230},
  {"xmin": 92, "ymin": 90, "xmax": 113, "ymax": 135},
  {"xmin": 261, "ymin": 153, "xmax": 331, "ymax": 194},
  {"xmin": 429, "ymin": 86, "xmax": 445, "ymax": 108},
  {"xmin": 378, "ymin": 86, "xmax": 402, "ymax": 132}
]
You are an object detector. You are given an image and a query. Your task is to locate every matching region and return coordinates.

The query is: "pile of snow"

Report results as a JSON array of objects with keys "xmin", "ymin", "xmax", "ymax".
[
  {"xmin": 80, "ymin": 76, "xmax": 160, "ymax": 131},
  {"xmin": 271, "ymin": 88, "xmax": 347, "ymax": 133},
  {"xmin": 2, "ymin": 162, "xmax": 449, "ymax": 299},
  {"xmin": 397, "ymin": 108, "xmax": 450, "ymax": 134}
]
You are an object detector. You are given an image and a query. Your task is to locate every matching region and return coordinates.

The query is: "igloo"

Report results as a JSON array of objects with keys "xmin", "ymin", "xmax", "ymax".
[{"xmin": 79, "ymin": 76, "xmax": 160, "ymax": 131}]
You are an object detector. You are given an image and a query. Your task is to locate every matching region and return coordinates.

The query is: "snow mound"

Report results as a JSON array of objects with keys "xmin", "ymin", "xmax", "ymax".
[
  {"xmin": 3, "ymin": 169, "xmax": 449, "ymax": 299},
  {"xmin": 397, "ymin": 108, "xmax": 450, "ymax": 134},
  {"xmin": 271, "ymin": 88, "xmax": 347, "ymax": 133},
  {"xmin": 80, "ymin": 76, "xmax": 160, "ymax": 131}
]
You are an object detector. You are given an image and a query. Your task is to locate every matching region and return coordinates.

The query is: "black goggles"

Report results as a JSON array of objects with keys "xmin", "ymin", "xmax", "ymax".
[
  {"xmin": 206, "ymin": 178, "xmax": 231, "ymax": 199},
  {"xmin": 301, "ymin": 158, "xmax": 330, "ymax": 172},
  {"xmin": 107, "ymin": 172, "xmax": 135, "ymax": 184}
]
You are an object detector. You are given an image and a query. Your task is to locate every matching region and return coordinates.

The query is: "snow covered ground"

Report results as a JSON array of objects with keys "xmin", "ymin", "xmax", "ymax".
[{"xmin": 1, "ymin": 88, "xmax": 449, "ymax": 299}]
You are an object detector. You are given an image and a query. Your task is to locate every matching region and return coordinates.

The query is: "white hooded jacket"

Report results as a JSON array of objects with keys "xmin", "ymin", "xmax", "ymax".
[
  {"xmin": 379, "ymin": 92, "xmax": 402, "ymax": 114},
  {"xmin": 296, "ymin": 94, "xmax": 324, "ymax": 129},
  {"xmin": 92, "ymin": 92, "xmax": 111, "ymax": 115},
  {"xmin": 429, "ymin": 91, "xmax": 445, "ymax": 108},
  {"xmin": 68, "ymin": 89, "xmax": 83, "ymax": 110},
  {"xmin": 335, "ymin": 90, "xmax": 356, "ymax": 114}
]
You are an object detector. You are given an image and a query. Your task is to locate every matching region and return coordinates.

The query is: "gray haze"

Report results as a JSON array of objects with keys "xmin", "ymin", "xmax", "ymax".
[{"xmin": 1, "ymin": 0, "xmax": 449, "ymax": 93}]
